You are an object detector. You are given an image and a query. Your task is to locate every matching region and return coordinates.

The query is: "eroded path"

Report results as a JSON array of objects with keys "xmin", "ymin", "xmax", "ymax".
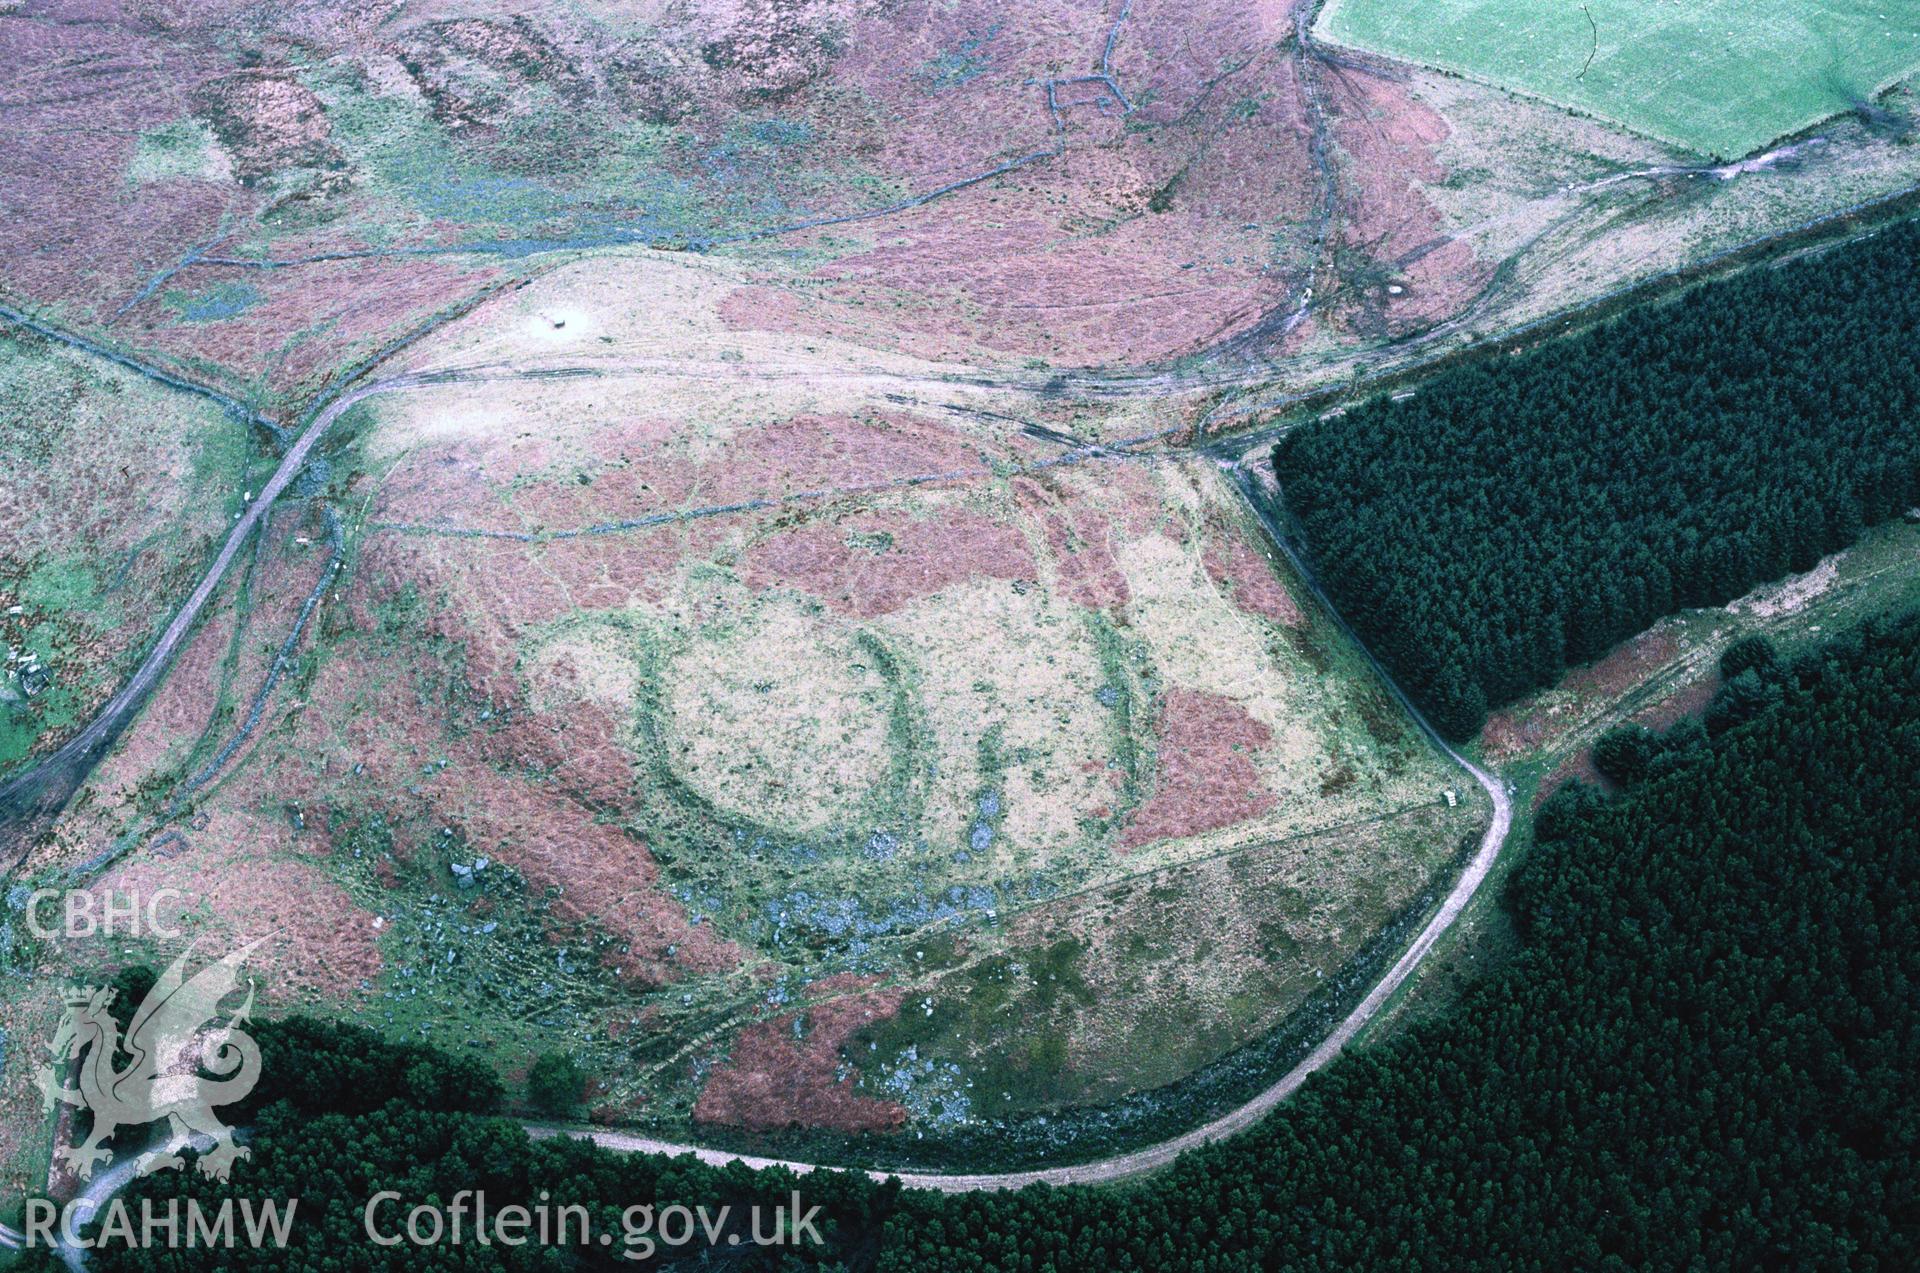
[
  {"xmin": 520, "ymin": 456, "xmax": 1513, "ymax": 1190},
  {"xmin": 0, "ymin": 0, "xmax": 1909, "ymax": 1214},
  {"xmin": 536, "ymin": 746, "xmax": 1508, "ymax": 1191},
  {"xmin": 0, "ymin": 374, "xmax": 423, "ymax": 840},
  {"xmin": 1, "ymin": 313, "xmax": 1512, "ymax": 1194},
  {"xmin": 515, "ymin": 448, "xmax": 1509, "ymax": 1190}
]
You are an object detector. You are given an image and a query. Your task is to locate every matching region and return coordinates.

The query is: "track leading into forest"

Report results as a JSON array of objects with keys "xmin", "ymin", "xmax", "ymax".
[
  {"xmin": 3, "ymin": 151, "xmax": 1896, "ymax": 1169},
  {"xmin": 0, "ymin": 306, "xmax": 1511, "ymax": 1192},
  {"xmin": 4, "ymin": 0, "xmax": 1893, "ymax": 1180},
  {"xmin": 2, "ymin": 112, "xmax": 1886, "ymax": 851},
  {"xmin": 539, "ymin": 743, "xmax": 1507, "ymax": 1191},
  {"xmin": 531, "ymin": 460, "xmax": 1511, "ymax": 1193}
]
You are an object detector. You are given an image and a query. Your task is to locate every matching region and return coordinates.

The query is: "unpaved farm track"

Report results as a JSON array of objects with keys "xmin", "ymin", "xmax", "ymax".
[
  {"xmin": 3, "ymin": 163, "xmax": 1896, "ymax": 1165},
  {"xmin": 2, "ymin": 0, "xmax": 1916, "ymax": 1214},
  {"xmin": 0, "ymin": 374, "xmax": 421, "ymax": 842},
  {"xmin": 0, "ymin": 305, "xmax": 1510, "ymax": 1189},
  {"xmin": 538, "ymin": 754, "xmax": 1505, "ymax": 1191},
  {"xmin": 528, "ymin": 464, "xmax": 1512, "ymax": 1193},
  {"xmin": 14, "ymin": 125, "xmax": 1907, "ymax": 1185}
]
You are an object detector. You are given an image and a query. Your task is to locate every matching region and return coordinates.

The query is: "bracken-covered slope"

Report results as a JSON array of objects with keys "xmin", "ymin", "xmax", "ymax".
[{"xmin": 4, "ymin": 0, "xmax": 1920, "ymax": 1176}]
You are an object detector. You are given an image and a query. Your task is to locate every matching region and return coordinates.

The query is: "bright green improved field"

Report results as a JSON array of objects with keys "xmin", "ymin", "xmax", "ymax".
[{"xmin": 1316, "ymin": 0, "xmax": 1920, "ymax": 157}]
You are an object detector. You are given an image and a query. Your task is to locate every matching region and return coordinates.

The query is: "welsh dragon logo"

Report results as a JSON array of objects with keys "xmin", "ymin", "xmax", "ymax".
[{"xmin": 36, "ymin": 938, "xmax": 265, "ymax": 1181}]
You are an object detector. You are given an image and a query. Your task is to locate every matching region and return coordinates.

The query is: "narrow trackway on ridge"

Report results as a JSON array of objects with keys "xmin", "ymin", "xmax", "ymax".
[
  {"xmin": 528, "ymin": 459, "xmax": 1512, "ymax": 1192},
  {"xmin": 536, "ymin": 753, "xmax": 1507, "ymax": 1192},
  {"xmin": 0, "ymin": 319, "xmax": 1513, "ymax": 1197}
]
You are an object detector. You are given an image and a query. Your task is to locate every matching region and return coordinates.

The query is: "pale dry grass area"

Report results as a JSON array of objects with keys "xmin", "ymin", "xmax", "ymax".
[
  {"xmin": 1029, "ymin": 801, "xmax": 1472, "ymax": 1097},
  {"xmin": 874, "ymin": 576, "xmax": 1119, "ymax": 867},
  {"xmin": 385, "ymin": 249, "xmax": 1211, "ymax": 456},
  {"xmin": 659, "ymin": 588, "xmax": 899, "ymax": 836},
  {"xmin": 446, "ymin": 436, "xmax": 1462, "ymax": 890},
  {"xmin": 1113, "ymin": 463, "xmax": 1455, "ymax": 853},
  {"xmin": 385, "ymin": 249, "xmax": 1078, "ymax": 446},
  {"xmin": 6, "ymin": 0, "xmax": 1919, "ymax": 1181},
  {"xmin": 9, "ymin": 245, "xmax": 1482, "ymax": 1153},
  {"xmin": 290, "ymin": 342, "xmax": 1478, "ymax": 1133},
  {"xmin": 1730, "ymin": 555, "xmax": 1842, "ymax": 619}
]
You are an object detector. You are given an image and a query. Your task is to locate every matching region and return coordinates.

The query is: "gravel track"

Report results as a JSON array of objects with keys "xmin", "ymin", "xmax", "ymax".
[
  {"xmin": 526, "ymin": 460, "xmax": 1512, "ymax": 1193},
  {"xmin": 5, "ymin": 53, "xmax": 1892, "ymax": 1185},
  {"xmin": 0, "ymin": 375, "xmax": 419, "ymax": 852},
  {"xmin": 535, "ymin": 746, "xmax": 1505, "ymax": 1192},
  {"xmin": 2, "ymin": 333, "xmax": 1509, "ymax": 1194}
]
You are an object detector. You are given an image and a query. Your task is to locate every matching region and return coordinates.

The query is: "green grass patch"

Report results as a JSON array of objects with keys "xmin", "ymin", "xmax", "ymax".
[
  {"xmin": 0, "ymin": 330, "xmax": 263, "ymax": 778},
  {"xmin": 851, "ymin": 938, "xmax": 1096, "ymax": 1117},
  {"xmin": 126, "ymin": 118, "xmax": 224, "ymax": 185},
  {"xmin": 1317, "ymin": 0, "xmax": 1920, "ymax": 156}
]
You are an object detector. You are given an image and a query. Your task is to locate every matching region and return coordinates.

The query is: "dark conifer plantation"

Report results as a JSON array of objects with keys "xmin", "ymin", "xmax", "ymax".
[
  {"xmin": 79, "ymin": 614, "xmax": 1920, "ymax": 1271},
  {"xmin": 875, "ymin": 614, "xmax": 1920, "ymax": 1270},
  {"xmin": 1273, "ymin": 220, "xmax": 1920, "ymax": 738}
]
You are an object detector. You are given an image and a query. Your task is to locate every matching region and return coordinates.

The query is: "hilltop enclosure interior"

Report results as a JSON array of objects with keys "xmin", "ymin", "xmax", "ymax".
[{"xmin": 2, "ymin": 0, "xmax": 1920, "ymax": 1205}]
